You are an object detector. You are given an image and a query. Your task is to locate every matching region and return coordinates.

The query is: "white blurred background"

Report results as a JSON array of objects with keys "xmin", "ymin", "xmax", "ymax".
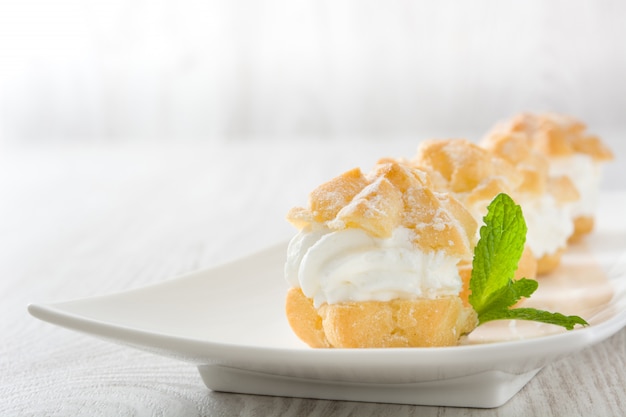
[{"xmin": 1, "ymin": 0, "xmax": 625, "ymax": 144}]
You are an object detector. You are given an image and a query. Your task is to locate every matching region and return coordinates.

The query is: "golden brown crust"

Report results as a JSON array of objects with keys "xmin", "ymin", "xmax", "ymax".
[
  {"xmin": 286, "ymin": 288, "xmax": 477, "ymax": 348},
  {"xmin": 481, "ymin": 132, "xmax": 550, "ymax": 196},
  {"xmin": 412, "ymin": 138, "xmax": 522, "ymax": 197},
  {"xmin": 536, "ymin": 248, "xmax": 565, "ymax": 275},
  {"xmin": 491, "ymin": 113, "xmax": 613, "ymax": 161},
  {"xmin": 401, "ymin": 186, "xmax": 477, "ymax": 257},
  {"xmin": 457, "ymin": 262, "xmax": 472, "ymax": 307},
  {"xmin": 546, "ymin": 175, "xmax": 580, "ymax": 203},
  {"xmin": 287, "ymin": 160, "xmax": 478, "ymax": 259},
  {"xmin": 285, "ymin": 207, "xmax": 314, "ymax": 230},
  {"xmin": 334, "ymin": 177, "xmax": 404, "ymax": 238},
  {"xmin": 570, "ymin": 134, "xmax": 613, "ymax": 161},
  {"xmin": 309, "ymin": 167, "xmax": 369, "ymax": 223},
  {"xmin": 285, "ymin": 288, "xmax": 331, "ymax": 348},
  {"xmin": 411, "ymin": 139, "xmax": 529, "ymax": 246},
  {"xmin": 569, "ymin": 216, "xmax": 595, "ymax": 241},
  {"xmin": 371, "ymin": 157, "xmax": 432, "ymax": 191},
  {"xmin": 483, "ymin": 131, "xmax": 582, "ymax": 208}
]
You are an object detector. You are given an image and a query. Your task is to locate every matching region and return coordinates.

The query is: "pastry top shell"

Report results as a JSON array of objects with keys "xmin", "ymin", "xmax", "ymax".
[
  {"xmin": 483, "ymin": 132, "xmax": 580, "ymax": 202},
  {"xmin": 411, "ymin": 138, "xmax": 524, "ymax": 207},
  {"xmin": 490, "ymin": 112, "xmax": 613, "ymax": 161},
  {"xmin": 286, "ymin": 159, "xmax": 477, "ymax": 259}
]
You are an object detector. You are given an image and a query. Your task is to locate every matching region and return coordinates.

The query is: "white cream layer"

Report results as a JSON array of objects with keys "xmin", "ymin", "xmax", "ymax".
[
  {"xmin": 549, "ymin": 154, "xmax": 602, "ymax": 218},
  {"xmin": 285, "ymin": 226, "xmax": 462, "ymax": 308},
  {"xmin": 520, "ymin": 194, "xmax": 574, "ymax": 257}
]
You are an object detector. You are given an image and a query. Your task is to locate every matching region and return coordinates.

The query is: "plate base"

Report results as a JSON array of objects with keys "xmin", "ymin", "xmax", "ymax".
[{"xmin": 198, "ymin": 364, "xmax": 541, "ymax": 408}]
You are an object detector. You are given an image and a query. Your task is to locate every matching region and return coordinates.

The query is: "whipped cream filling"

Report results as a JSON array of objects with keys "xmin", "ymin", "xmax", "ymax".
[
  {"xmin": 285, "ymin": 226, "xmax": 462, "ymax": 308},
  {"xmin": 549, "ymin": 154, "xmax": 602, "ymax": 218},
  {"xmin": 520, "ymin": 194, "xmax": 574, "ymax": 257}
]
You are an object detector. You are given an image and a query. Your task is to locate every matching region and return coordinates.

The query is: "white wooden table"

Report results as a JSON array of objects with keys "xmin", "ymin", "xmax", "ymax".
[{"xmin": 2, "ymin": 137, "xmax": 625, "ymax": 416}]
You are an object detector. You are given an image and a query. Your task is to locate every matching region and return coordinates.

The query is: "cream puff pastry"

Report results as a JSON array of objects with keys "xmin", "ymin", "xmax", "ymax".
[
  {"xmin": 410, "ymin": 138, "xmax": 538, "ymax": 295},
  {"xmin": 486, "ymin": 113, "xmax": 613, "ymax": 241},
  {"xmin": 480, "ymin": 131, "xmax": 581, "ymax": 274},
  {"xmin": 285, "ymin": 160, "xmax": 478, "ymax": 348}
]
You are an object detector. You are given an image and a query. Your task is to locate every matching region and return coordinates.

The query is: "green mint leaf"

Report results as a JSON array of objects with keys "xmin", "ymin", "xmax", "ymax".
[
  {"xmin": 476, "ymin": 278, "xmax": 538, "ymax": 315},
  {"xmin": 477, "ymin": 308, "xmax": 588, "ymax": 330},
  {"xmin": 468, "ymin": 193, "xmax": 589, "ymax": 330},
  {"xmin": 469, "ymin": 193, "xmax": 527, "ymax": 315}
]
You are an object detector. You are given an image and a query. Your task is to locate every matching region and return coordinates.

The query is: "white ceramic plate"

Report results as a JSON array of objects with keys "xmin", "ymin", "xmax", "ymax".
[{"xmin": 29, "ymin": 204, "xmax": 626, "ymax": 408}]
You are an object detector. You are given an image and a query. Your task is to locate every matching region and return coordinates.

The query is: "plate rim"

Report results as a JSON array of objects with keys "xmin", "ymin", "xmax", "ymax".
[{"xmin": 27, "ymin": 253, "xmax": 626, "ymax": 366}]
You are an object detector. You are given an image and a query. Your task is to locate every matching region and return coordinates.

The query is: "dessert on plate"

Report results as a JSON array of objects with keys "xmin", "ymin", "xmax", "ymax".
[
  {"xmin": 284, "ymin": 160, "xmax": 478, "ymax": 348},
  {"xmin": 480, "ymin": 131, "xmax": 580, "ymax": 274},
  {"xmin": 410, "ymin": 138, "xmax": 537, "ymax": 295},
  {"xmin": 486, "ymin": 112, "xmax": 613, "ymax": 241}
]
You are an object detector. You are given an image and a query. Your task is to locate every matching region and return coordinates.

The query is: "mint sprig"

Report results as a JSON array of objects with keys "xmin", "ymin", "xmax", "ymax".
[{"xmin": 468, "ymin": 193, "xmax": 588, "ymax": 330}]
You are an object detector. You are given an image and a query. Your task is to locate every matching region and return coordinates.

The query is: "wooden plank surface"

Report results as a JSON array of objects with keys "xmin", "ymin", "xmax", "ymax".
[{"xmin": 1, "ymin": 138, "xmax": 625, "ymax": 416}]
